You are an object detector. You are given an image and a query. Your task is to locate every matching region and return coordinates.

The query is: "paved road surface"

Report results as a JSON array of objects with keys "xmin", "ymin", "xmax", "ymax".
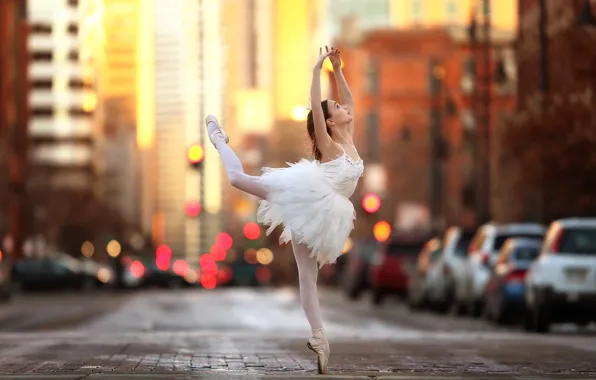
[{"xmin": 0, "ymin": 288, "xmax": 594, "ymax": 379}]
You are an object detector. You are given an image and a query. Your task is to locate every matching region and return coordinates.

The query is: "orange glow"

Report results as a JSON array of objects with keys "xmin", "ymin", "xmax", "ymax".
[
  {"xmin": 256, "ymin": 248, "xmax": 274, "ymax": 265},
  {"xmin": 373, "ymin": 221, "xmax": 392, "ymax": 242},
  {"xmin": 188, "ymin": 144, "xmax": 205, "ymax": 164},
  {"xmin": 130, "ymin": 260, "xmax": 145, "ymax": 278},
  {"xmin": 244, "ymin": 249, "xmax": 258, "ymax": 264},
  {"xmin": 216, "ymin": 232, "xmax": 233, "ymax": 250},
  {"xmin": 324, "ymin": 58, "xmax": 344, "ymax": 72},
  {"xmin": 362, "ymin": 193, "xmax": 381, "ymax": 213},
  {"xmin": 172, "ymin": 260, "xmax": 189, "ymax": 276},
  {"xmin": 201, "ymin": 274, "xmax": 217, "ymax": 289},
  {"xmin": 136, "ymin": 0, "xmax": 155, "ymax": 149},
  {"xmin": 243, "ymin": 222, "xmax": 261, "ymax": 240},
  {"xmin": 0, "ymin": 249, "xmax": 2, "ymax": 261}
]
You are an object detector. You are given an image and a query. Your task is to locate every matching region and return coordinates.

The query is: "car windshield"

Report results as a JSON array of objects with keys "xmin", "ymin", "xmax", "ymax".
[
  {"xmin": 493, "ymin": 233, "xmax": 543, "ymax": 251},
  {"xmin": 512, "ymin": 246, "xmax": 540, "ymax": 262},
  {"xmin": 559, "ymin": 228, "xmax": 596, "ymax": 254}
]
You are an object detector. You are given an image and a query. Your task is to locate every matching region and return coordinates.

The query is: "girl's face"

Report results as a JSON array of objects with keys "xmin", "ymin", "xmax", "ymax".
[{"xmin": 326, "ymin": 100, "xmax": 352, "ymax": 126}]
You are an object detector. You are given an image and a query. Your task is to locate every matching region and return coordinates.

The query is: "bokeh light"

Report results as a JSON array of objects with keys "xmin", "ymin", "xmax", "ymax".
[
  {"xmin": 216, "ymin": 232, "xmax": 233, "ymax": 250},
  {"xmin": 362, "ymin": 193, "xmax": 381, "ymax": 213},
  {"xmin": 156, "ymin": 244, "xmax": 172, "ymax": 271},
  {"xmin": 130, "ymin": 260, "xmax": 145, "ymax": 278},
  {"xmin": 200, "ymin": 254, "xmax": 218, "ymax": 275},
  {"xmin": 243, "ymin": 222, "xmax": 261, "ymax": 240},
  {"xmin": 291, "ymin": 106, "xmax": 309, "ymax": 121},
  {"xmin": 172, "ymin": 260, "xmax": 189, "ymax": 276},
  {"xmin": 81, "ymin": 241, "xmax": 94, "ymax": 257},
  {"xmin": 184, "ymin": 270, "xmax": 198, "ymax": 283},
  {"xmin": 97, "ymin": 267, "xmax": 111, "ymax": 283},
  {"xmin": 210, "ymin": 245, "xmax": 226, "ymax": 261},
  {"xmin": 106, "ymin": 240, "xmax": 122, "ymax": 258},
  {"xmin": 185, "ymin": 201, "xmax": 201, "ymax": 217},
  {"xmin": 244, "ymin": 248, "xmax": 258, "ymax": 264},
  {"xmin": 201, "ymin": 274, "xmax": 217, "ymax": 289},
  {"xmin": 188, "ymin": 144, "xmax": 205, "ymax": 164},
  {"xmin": 373, "ymin": 221, "xmax": 392, "ymax": 242},
  {"xmin": 256, "ymin": 248, "xmax": 274, "ymax": 265},
  {"xmin": 342, "ymin": 237, "xmax": 353, "ymax": 254},
  {"xmin": 256, "ymin": 267, "xmax": 271, "ymax": 283}
]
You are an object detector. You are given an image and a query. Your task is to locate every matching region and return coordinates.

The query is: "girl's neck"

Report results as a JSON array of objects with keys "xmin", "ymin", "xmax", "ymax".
[{"xmin": 331, "ymin": 129, "xmax": 352, "ymax": 145}]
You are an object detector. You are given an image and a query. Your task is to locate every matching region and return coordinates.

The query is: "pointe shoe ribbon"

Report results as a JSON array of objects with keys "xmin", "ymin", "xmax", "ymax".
[{"xmin": 205, "ymin": 114, "xmax": 229, "ymax": 146}]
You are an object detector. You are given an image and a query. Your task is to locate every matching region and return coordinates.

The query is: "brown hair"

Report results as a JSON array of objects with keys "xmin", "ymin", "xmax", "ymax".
[{"xmin": 306, "ymin": 100, "xmax": 332, "ymax": 161}]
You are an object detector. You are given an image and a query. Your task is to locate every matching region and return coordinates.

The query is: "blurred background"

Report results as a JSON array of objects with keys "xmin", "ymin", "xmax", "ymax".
[{"xmin": 0, "ymin": 0, "xmax": 595, "ymax": 332}]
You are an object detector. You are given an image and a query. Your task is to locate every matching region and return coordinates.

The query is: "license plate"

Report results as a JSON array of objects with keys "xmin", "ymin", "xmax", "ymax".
[
  {"xmin": 565, "ymin": 268, "xmax": 587, "ymax": 283},
  {"xmin": 567, "ymin": 292, "xmax": 579, "ymax": 302}
]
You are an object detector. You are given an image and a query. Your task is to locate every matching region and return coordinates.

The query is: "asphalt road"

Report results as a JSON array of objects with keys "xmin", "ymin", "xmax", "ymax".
[{"xmin": 0, "ymin": 287, "xmax": 594, "ymax": 379}]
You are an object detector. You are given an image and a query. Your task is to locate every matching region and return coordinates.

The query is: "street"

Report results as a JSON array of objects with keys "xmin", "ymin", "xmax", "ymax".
[{"xmin": 0, "ymin": 288, "xmax": 594, "ymax": 379}]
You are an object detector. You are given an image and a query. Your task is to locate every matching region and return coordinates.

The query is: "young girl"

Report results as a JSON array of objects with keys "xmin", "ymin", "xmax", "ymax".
[{"xmin": 205, "ymin": 46, "xmax": 362, "ymax": 374}]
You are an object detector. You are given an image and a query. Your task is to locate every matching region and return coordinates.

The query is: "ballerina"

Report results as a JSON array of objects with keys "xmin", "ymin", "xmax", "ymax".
[{"xmin": 205, "ymin": 46, "xmax": 363, "ymax": 374}]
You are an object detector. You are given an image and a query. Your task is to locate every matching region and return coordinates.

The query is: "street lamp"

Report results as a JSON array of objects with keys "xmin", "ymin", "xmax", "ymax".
[{"xmin": 578, "ymin": 0, "xmax": 596, "ymax": 26}]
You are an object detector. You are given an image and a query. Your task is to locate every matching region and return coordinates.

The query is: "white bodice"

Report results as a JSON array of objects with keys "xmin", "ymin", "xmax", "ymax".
[{"xmin": 320, "ymin": 152, "xmax": 364, "ymax": 198}]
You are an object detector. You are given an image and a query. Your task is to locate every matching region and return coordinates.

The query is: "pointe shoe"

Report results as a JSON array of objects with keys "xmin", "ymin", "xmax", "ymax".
[
  {"xmin": 307, "ymin": 328, "xmax": 330, "ymax": 374},
  {"xmin": 205, "ymin": 114, "xmax": 229, "ymax": 146}
]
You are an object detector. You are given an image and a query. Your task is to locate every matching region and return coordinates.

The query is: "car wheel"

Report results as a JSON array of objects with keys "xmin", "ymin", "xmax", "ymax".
[
  {"xmin": 532, "ymin": 304, "xmax": 551, "ymax": 333},
  {"xmin": 523, "ymin": 307, "xmax": 534, "ymax": 331}
]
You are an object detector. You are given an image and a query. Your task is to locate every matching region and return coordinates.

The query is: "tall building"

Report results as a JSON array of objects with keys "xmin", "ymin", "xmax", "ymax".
[
  {"xmin": 27, "ymin": 0, "xmax": 103, "ymax": 193},
  {"xmin": 152, "ymin": 0, "xmax": 223, "ymax": 263}
]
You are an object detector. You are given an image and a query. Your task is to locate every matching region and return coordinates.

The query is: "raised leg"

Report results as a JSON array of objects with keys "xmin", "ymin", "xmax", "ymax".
[{"xmin": 207, "ymin": 118, "xmax": 268, "ymax": 199}]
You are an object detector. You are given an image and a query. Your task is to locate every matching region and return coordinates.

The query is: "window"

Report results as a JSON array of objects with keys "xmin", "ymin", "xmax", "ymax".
[
  {"xmin": 366, "ymin": 112, "xmax": 380, "ymax": 162},
  {"xmin": 367, "ymin": 58, "xmax": 378, "ymax": 95},
  {"xmin": 446, "ymin": 0, "xmax": 458, "ymax": 22},
  {"xmin": 411, "ymin": 0, "xmax": 423, "ymax": 22}
]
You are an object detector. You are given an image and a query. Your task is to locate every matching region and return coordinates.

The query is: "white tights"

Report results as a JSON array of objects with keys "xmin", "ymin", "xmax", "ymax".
[{"xmin": 214, "ymin": 140, "xmax": 324, "ymax": 332}]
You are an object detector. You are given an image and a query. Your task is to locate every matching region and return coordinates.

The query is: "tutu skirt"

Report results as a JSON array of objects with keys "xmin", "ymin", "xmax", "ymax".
[{"xmin": 256, "ymin": 159, "xmax": 355, "ymax": 267}]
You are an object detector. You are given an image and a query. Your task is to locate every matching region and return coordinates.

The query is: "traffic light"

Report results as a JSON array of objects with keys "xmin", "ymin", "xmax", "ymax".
[{"xmin": 188, "ymin": 143, "xmax": 205, "ymax": 168}]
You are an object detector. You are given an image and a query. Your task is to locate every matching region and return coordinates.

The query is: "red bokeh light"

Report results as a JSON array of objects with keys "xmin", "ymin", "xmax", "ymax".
[
  {"xmin": 210, "ymin": 245, "xmax": 226, "ymax": 261},
  {"xmin": 243, "ymin": 222, "xmax": 261, "ymax": 240},
  {"xmin": 185, "ymin": 201, "xmax": 201, "ymax": 217},
  {"xmin": 156, "ymin": 244, "xmax": 172, "ymax": 271},
  {"xmin": 373, "ymin": 220, "xmax": 392, "ymax": 242},
  {"xmin": 130, "ymin": 260, "xmax": 145, "ymax": 278},
  {"xmin": 201, "ymin": 274, "xmax": 217, "ymax": 289},
  {"xmin": 200, "ymin": 254, "xmax": 218, "ymax": 275},
  {"xmin": 216, "ymin": 232, "xmax": 233, "ymax": 250},
  {"xmin": 217, "ymin": 266, "xmax": 233, "ymax": 284},
  {"xmin": 256, "ymin": 267, "xmax": 270, "ymax": 283},
  {"xmin": 362, "ymin": 193, "xmax": 381, "ymax": 213},
  {"xmin": 172, "ymin": 259, "xmax": 189, "ymax": 276}
]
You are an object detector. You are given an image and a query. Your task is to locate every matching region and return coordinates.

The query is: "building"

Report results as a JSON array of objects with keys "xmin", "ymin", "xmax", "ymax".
[
  {"xmin": 335, "ymin": 25, "xmax": 516, "ymax": 236},
  {"xmin": 0, "ymin": 0, "xmax": 30, "ymax": 259},
  {"xmin": 151, "ymin": 0, "xmax": 223, "ymax": 263},
  {"xmin": 492, "ymin": 0, "xmax": 596, "ymax": 222}
]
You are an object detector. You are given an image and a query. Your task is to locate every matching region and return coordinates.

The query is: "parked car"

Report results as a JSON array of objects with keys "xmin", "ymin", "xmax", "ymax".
[
  {"xmin": 458, "ymin": 223, "xmax": 546, "ymax": 316},
  {"xmin": 369, "ymin": 234, "xmax": 427, "ymax": 305},
  {"xmin": 425, "ymin": 227, "xmax": 475, "ymax": 314},
  {"xmin": 525, "ymin": 218, "xmax": 596, "ymax": 333},
  {"xmin": 407, "ymin": 237, "xmax": 442, "ymax": 310},
  {"xmin": 341, "ymin": 239, "xmax": 378, "ymax": 300},
  {"xmin": 483, "ymin": 238, "xmax": 541, "ymax": 324},
  {"xmin": 12, "ymin": 255, "xmax": 100, "ymax": 292}
]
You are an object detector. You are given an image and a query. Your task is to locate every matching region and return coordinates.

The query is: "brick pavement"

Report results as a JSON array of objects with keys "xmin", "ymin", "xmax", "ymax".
[{"xmin": 0, "ymin": 331, "xmax": 595, "ymax": 379}]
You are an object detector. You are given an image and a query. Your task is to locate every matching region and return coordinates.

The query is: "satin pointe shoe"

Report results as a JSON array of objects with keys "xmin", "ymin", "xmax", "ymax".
[
  {"xmin": 307, "ymin": 328, "xmax": 330, "ymax": 374},
  {"xmin": 205, "ymin": 114, "xmax": 229, "ymax": 146}
]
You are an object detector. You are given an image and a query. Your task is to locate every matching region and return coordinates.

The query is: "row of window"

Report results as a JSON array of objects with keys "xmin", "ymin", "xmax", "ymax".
[
  {"xmin": 30, "ymin": 51, "xmax": 79, "ymax": 62},
  {"xmin": 30, "ymin": 108, "xmax": 94, "ymax": 117},
  {"xmin": 30, "ymin": 79, "xmax": 93, "ymax": 90},
  {"xmin": 30, "ymin": 23, "xmax": 79, "ymax": 35},
  {"xmin": 411, "ymin": 0, "xmax": 459, "ymax": 21}
]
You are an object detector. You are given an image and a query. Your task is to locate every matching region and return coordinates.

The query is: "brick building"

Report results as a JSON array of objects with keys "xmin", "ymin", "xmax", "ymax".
[
  {"xmin": 334, "ymin": 25, "xmax": 516, "ymax": 236},
  {"xmin": 492, "ymin": 0, "xmax": 596, "ymax": 222}
]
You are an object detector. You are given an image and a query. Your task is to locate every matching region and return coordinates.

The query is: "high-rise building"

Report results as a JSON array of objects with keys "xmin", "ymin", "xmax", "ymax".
[
  {"xmin": 152, "ymin": 0, "xmax": 223, "ymax": 263},
  {"xmin": 27, "ymin": 0, "xmax": 104, "ymax": 192}
]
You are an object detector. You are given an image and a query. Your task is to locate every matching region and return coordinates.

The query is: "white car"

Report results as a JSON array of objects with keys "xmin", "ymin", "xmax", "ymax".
[
  {"xmin": 458, "ymin": 223, "xmax": 546, "ymax": 316},
  {"xmin": 525, "ymin": 218, "xmax": 596, "ymax": 333},
  {"xmin": 425, "ymin": 227, "xmax": 475, "ymax": 313}
]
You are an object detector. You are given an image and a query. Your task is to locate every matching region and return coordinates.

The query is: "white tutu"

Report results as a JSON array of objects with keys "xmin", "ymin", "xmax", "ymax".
[{"xmin": 256, "ymin": 158, "xmax": 360, "ymax": 267}]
